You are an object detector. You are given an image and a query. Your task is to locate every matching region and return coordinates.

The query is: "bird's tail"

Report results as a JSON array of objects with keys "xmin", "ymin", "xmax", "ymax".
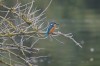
[{"xmin": 45, "ymin": 31, "xmax": 49, "ymax": 38}]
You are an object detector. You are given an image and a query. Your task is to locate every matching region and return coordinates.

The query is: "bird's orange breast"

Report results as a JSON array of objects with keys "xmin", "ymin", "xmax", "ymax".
[{"xmin": 49, "ymin": 24, "xmax": 56, "ymax": 34}]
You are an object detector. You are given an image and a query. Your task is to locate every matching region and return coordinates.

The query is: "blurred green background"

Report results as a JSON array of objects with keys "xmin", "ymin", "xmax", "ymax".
[{"xmin": 0, "ymin": 0, "xmax": 100, "ymax": 66}]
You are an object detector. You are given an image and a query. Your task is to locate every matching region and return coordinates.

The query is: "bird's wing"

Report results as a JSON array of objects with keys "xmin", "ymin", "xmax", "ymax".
[{"xmin": 46, "ymin": 25, "xmax": 53, "ymax": 36}]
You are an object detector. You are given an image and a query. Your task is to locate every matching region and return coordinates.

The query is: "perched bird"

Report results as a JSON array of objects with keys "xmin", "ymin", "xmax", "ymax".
[{"xmin": 46, "ymin": 22, "xmax": 58, "ymax": 36}]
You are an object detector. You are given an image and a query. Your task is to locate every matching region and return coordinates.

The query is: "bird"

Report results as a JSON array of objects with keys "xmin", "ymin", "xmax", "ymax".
[{"xmin": 46, "ymin": 22, "xmax": 58, "ymax": 36}]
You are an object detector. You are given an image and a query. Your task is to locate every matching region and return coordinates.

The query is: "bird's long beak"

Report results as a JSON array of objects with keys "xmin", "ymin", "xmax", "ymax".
[{"xmin": 56, "ymin": 23, "xmax": 59, "ymax": 25}]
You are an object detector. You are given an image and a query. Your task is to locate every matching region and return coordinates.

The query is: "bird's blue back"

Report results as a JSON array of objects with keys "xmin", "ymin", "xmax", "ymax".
[{"xmin": 46, "ymin": 22, "xmax": 56, "ymax": 36}]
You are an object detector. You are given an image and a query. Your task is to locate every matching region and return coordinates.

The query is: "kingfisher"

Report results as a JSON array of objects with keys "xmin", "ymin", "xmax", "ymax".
[{"xmin": 46, "ymin": 22, "xmax": 58, "ymax": 36}]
